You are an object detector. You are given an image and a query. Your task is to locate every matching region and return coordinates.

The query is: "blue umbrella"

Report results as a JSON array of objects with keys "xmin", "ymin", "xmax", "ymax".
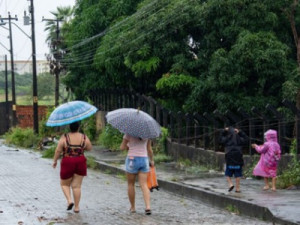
[
  {"xmin": 106, "ymin": 108, "xmax": 161, "ymax": 139},
  {"xmin": 46, "ymin": 101, "xmax": 98, "ymax": 127}
]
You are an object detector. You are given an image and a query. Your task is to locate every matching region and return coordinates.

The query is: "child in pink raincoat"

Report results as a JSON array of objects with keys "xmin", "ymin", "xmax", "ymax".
[{"xmin": 251, "ymin": 129, "xmax": 281, "ymax": 191}]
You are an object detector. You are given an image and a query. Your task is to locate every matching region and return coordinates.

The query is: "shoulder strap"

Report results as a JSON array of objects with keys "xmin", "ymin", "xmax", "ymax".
[
  {"xmin": 64, "ymin": 133, "xmax": 70, "ymax": 146},
  {"xmin": 81, "ymin": 134, "xmax": 86, "ymax": 148}
]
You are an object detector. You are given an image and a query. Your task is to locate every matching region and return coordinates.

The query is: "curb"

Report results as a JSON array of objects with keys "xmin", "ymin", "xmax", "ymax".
[{"xmin": 95, "ymin": 160, "xmax": 297, "ymax": 225}]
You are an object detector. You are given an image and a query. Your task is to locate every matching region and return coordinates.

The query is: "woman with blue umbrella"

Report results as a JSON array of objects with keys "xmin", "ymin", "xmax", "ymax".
[{"xmin": 48, "ymin": 101, "xmax": 97, "ymax": 213}]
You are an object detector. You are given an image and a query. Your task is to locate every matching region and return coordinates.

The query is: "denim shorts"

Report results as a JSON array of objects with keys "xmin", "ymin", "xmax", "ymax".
[
  {"xmin": 225, "ymin": 165, "xmax": 243, "ymax": 178},
  {"xmin": 125, "ymin": 156, "xmax": 149, "ymax": 174}
]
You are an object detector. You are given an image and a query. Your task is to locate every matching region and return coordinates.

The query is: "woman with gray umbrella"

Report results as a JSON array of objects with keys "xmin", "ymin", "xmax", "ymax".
[
  {"xmin": 106, "ymin": 108, "xmax": 161, "ymax": 215},
  {"xmin": 120, "ymin": 134, "xmax": 154, "ymax": 215}
]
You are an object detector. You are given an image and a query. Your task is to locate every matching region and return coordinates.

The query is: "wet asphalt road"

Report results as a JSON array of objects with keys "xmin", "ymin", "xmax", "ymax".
[{"xmin": 0, "ymin": 143, "xmax": 271, "ymax": 225}]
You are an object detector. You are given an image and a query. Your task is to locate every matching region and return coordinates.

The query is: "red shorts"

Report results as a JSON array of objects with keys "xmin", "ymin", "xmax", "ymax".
[{"xmin": 60, "ymin": 155, "xmax": 87, "ymax": 180}]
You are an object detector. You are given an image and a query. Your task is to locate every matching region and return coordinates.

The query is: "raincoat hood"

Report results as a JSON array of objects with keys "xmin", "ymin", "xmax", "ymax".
[{"xmin": 264, "ymin": 129, "xmax": 278, "ymax": 142}]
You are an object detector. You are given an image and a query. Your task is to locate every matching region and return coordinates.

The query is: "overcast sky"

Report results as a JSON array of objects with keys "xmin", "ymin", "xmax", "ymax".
[{"xmin": 0, "ymin": 0, "xmax": 76, "ymax": 61}]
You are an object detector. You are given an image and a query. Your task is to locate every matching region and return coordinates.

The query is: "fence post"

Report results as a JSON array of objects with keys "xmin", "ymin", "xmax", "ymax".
[
  {"xmin": 169, "ymin": 111, "xmax": 175, "ymax": 142},
  {"xmin": 194, "ymin": 112, "xmax": 209, "ymax": 149},
  {"xmin": 282, "ymin": 99, "xmax": 300, "ymax": 155},
  {"xmin": 238, "ymin": 108, "xmax": 254, "ymax": 155},
  {"xmin": 252, "ymin": 106, "xmax": 269, "ymax": 134},
  {"xmin": 185, "ymin": 113, "xmax": 194, "ymax": 146},
  {"xmin": 203, "ymin": 112, "xmax": 219, "ymax": 151},
  {"xmin": 148, "ymin": 96, "xmax": 156, "ymax": 119},
  {"xmin": 177, "ymin": 111, "xmax": 184, "ymax": 144},
  {"xmin": 162, "ymin": 107, "xmax": 169, "ymax": 128},
  {"xmin": 214, "ymin": 109, "xmax": 229, "ymax": 127},
  {"xmin": 156, "ymin": 104, "xmax": 162, "ymax": 125},
  {"xmin": 266, "ymin": 104, "xmax": 286, "ymax": 154}
]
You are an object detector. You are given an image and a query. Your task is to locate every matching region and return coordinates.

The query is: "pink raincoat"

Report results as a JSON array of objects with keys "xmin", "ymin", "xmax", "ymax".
[{"xmin": 253, "ymin": 129, "xmax": 281, "ymax": 178}]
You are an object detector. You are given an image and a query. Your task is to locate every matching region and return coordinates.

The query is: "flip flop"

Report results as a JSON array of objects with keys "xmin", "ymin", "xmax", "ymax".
[
  {"xmin": 263, "ymin": 186, "xmax": 270, "ymax": 191},
  {"xmin": 235, "ymin": 190, "xmax": 241, "ymax": 193},
  {"xmin": 67, "ymin": 203, "xmax": 74, "ymax": 210},
  {"xmin": 145, "ymin": 209, "xmax": 151, "ymax": 215},
  {"xmin": 74, "ymin": 210, "xmax": 80, "ymax": 213},
  {"xmin": 228, "ymin": 185, "xmax": 234, "ymax": 192}
]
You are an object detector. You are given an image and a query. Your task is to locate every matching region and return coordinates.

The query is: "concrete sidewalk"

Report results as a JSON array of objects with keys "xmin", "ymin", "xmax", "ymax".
[{"xmin": 86, "ymin": 147, "xmax": 300, "ymax": 225}]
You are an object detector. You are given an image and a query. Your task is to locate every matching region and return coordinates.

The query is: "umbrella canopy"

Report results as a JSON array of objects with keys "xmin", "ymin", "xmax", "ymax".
[
  {"xmin": 106, "ymin": 108, "xmax": 161, "ymax": 139},
  {"xmin": 46, "ymin": 101, "xmax": 98, "ymax": 127}
]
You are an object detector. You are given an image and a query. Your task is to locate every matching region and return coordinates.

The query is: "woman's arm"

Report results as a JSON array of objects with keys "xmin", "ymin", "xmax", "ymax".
[
  {"xmin": 147, "ymin": 140, "xmax": 154, "ymax": 167},
  {"xmin": 52, "ymin": 136, "xmax": 64, "ymax": 168},
  {"xmin": 84, "ymin": 135, "xmax": 92, "ymax": 151},
  {"xmin": 120, "ymin": 138, "xmax": 129, "ymax": 150}
]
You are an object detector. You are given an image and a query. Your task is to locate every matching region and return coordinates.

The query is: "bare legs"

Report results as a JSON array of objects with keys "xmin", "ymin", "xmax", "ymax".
[
  {"xmin": 138, "ymin": 172, "xmax": 151, "ymax": 210},
  {"xmin": 60, "ymin": 174, "xmax": 84, "ymax": 212},
  {"xmin": 226, "ymin": 176, "xmax": 240, "ymax": 192},
  {"xmin": 263, "ymin": 177, "xmax": 276, "ymax": 191},
  {"xmin": 127, "ymin": 172, "xmax": 151, "ymax": 212},
  {"xmin": 235, "ymin": 177, "xmax": 240, "ymax": 192},
  {"xmin": 127, "ymin": 173, "xmax": 136, "ymax": 212}
]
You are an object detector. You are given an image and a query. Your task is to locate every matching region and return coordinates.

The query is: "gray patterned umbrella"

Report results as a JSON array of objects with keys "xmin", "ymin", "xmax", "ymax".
[{"xmin": 106, "ymin": 108, "xmax": 161, "ymax": 139}]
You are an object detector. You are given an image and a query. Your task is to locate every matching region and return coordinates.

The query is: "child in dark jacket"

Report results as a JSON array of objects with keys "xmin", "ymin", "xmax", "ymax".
[{"xmin": 219, "ymin": 127, "xmax": 248, "ymax": 193}]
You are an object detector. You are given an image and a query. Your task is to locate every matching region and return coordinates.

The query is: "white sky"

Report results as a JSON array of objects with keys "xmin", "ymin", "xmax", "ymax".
[{"xmin": 0, "ymin": 0, "xmax": 76, "ymax": 61}]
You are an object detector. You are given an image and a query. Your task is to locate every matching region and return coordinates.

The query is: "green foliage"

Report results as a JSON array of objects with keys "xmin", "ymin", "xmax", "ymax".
[
  {"xmin": 97, "ymin": 124, "xmax": 123, "ymax": 151},
  {"xmin": 225, "ymin": 204, "xmax": 240, "ymax": 214},
  {"xmin": 62, "ymin": 0, "xmax": 299, "ymax": 117},
  {"xmin": 277, "ymin": 139, "xmax": 300, "ymax": 188},
  {"xmin": 156, "ymin": 73, "xmax": 197, "ymax": 110},
  {"xmin": 153, "ymin": 153, "xmax": 173, "ymax": 164},
  {"xmin": 4, "ymin": 127, "xmax": 39, "ymax": 148},
  {"xmin": 39, "ymin": 106, "xmax": 56, "ymax": 138},
  {"xmin": 86, "ymin": 156, "xmax": 99, "ymax": 170},
  {"xmin": 244, "ymin": 156, "xmax": 260, "ymax": 178},
  {"xmin": 41, "ymin": 146, "xmax": 56, "ymax": 158},
  {"xmin": 152, "ymin": 127, "xmax": 169, "ymax": 155},
  {"xmin": 81, "ymin": 114, "xmax": 97, "ymax": 141}
]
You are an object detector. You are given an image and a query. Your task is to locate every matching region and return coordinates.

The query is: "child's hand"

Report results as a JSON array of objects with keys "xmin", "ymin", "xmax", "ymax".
[{"xmin": 251, "ymin": 144, "xmax": 257, "ymax": 148}]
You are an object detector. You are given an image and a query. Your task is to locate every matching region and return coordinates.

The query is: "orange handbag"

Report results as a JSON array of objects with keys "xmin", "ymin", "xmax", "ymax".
[{"xmin": 147, "ymin": 166, "xmax": 159, "ymax": 192}]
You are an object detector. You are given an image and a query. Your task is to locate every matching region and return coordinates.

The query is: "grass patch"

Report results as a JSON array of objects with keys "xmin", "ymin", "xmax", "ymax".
[
  {"xmin": 86, "ymin": 156, "xmax": 98, "ymax": 170},
  {"xmin": 97, "ymin": 124, "xmax": 123, "ymax": 151},
  {"xmin": 277, "ymin": 139, "xmax": 300, "ymax": 188},
  {"xmin": 4, "ymin": 127, "xmax": 39, "ymax": 148},
  {"xmin": 116, "ymin": 172, "xmax": 126, "ymax": 181},
  {"xmin": 154, "ymin": 153, "xmax": 173, "ymax": 164},
  {"xmin": 41, "ymin": 146, "xmax": 56, "ymax": 158},
  {"xmin": 225, "ymin": 204, "xmax": 240, "ymax": 214}
]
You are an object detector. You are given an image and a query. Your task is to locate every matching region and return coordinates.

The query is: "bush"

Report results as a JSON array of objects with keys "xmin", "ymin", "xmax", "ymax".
[
  {"xmin": 97, "ymin": 124, "xmax": 123, "ymax": 151},
  {"xmin": 39, "ymin": 106, "xmax": 56, "ymax": 138},
  {"xmin": 41, "ymin": 146, "xmax": 56, "ymax": 158},
  {"xmin": 81, "ymin": 115, "xmax": 97, "ymax": 141},
  {"xmin": 277, "ymin": 139, "xmax": 300, "ymax": 188},
  {"xmin": 5, "ymin": 127, "xmax": 39, "ymax": 148}
]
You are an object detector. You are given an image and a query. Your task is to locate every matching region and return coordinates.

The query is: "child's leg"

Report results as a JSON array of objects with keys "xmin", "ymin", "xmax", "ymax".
[
  {"xmin": 235, "ymin": 177, "xmax": 240, "ymax": 192},
  {"xmin": 263, "ymin": 177, "xmax": 270, "ymax": 190},
  {"xmin": 226, "ymin": 176, "xmax": 233, "ymax": 187},
  {"xmin": 271, "ymin": 177, "xmax": 276, "ymax": 191}
]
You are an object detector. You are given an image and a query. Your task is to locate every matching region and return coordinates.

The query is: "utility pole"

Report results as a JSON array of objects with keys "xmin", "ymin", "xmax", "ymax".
[
  {"xmin": 24, "ymin": 0, "xmax": 38, "ymax": 134},
  {"xmin": 42, "ymin": 17, "xmax": 63, "ymax": 107},
  {"xmin": 1, "ymin": 13, "xmax": 18, "ymax": 127},
  {"xmin": 4, "ymin": 55, "xmax": 9, "ymax": 131}
]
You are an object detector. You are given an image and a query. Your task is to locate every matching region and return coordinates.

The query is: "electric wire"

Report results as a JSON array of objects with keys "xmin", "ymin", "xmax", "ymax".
[{"xmin": 60, "ymin": 5, "xmax": 194, "ymax": 68}]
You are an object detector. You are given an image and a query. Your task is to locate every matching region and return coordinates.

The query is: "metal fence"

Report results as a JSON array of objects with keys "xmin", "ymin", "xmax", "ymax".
[{"xmin": 89, "ymin": 88, "xmax": 300, "ymax": 155}]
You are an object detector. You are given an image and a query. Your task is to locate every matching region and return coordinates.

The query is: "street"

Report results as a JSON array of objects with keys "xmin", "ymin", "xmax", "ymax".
[{"xmin": 0, "ymin": 143, "xmax": 270, "ymax": 225}]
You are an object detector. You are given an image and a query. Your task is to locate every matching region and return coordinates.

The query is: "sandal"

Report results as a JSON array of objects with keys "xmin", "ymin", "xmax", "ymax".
[
  {"xmin": 228, "ymin": 185, "xmax": 234, "ymax": 192},
  {"xmin": 67, "ymin": 203, "xmax": 74, "ymax": 211},
  {"xmin": 145, "ymin": 209, "xmax": 152, "ymax": 215},
  {"xmin": 129, "ymin": 209, "xmax": 136, "ymax": 213}
]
